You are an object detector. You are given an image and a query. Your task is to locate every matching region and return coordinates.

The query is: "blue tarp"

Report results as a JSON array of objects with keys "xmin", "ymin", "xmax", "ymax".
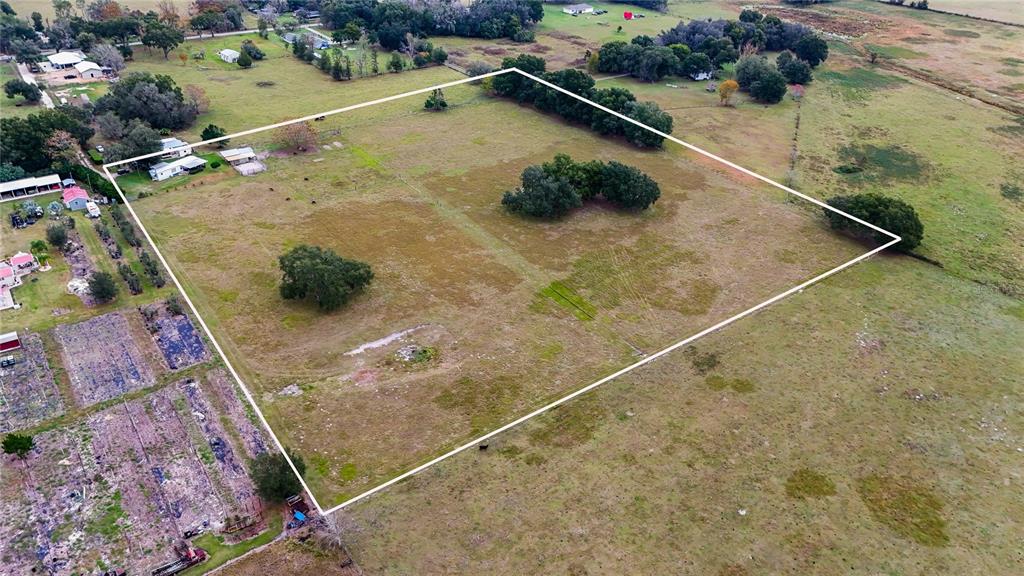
[{"xmin": 294, "ymin": 510, "xmax": 306, "ymax": 522}]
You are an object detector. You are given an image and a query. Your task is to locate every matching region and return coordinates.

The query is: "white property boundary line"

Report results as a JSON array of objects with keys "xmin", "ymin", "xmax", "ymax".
[{"xmin": 102, "ymin": 68, "xmax": 900, "ymax": 516}]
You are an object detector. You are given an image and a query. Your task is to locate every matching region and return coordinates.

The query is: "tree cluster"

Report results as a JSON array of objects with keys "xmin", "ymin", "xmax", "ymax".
[
  {"xmin": 0, "ymin": 107, "xmax": 95, "ymax": 173},
  {"xmin": 3, "ymin": 79, "xmax": 42, "ymax": 103},
  {"xmin": 95, "ymin": 72, "xmax": 198, "ymax": 130},
  {"xmin": 251, "ymin": 448, "xmax": 306, "ymax": 502},
  {"xmin": 320, "ymin": 0, "xmax": 544, "ymax": 50},
  {"xmin": 596, "ymin": 10, "xmax": 828, "ymax": 86},
  {"xmin": 278, "ymin": 244, "xmax": 374, "ymax": 311},
  {"xmin": 825, "ymin": 193, "xmax": 923, "ymax": 252},
  {"xmin": 502, "ymin": 153, "xmax": 661, "ymax": 218},
  {"xmin": 734, "ymin": 55, "xmax": 788, "ymax": 103},
  {"xmin": 491, "ymin": 55, "xmax": 673, "ymax": 148}
]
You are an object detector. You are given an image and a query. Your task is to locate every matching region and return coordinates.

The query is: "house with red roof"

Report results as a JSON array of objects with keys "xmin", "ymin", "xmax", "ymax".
[
  {"xmin": 62, "ymin": 186, "xmax": 90, "ymax": 211},
  {"xmin": 1, "ymin": 252, "xmax": 41, "ymax": 311},
  {"xmin": 10, "ymin": 252, "xmax": 36, "ymax": 272}
]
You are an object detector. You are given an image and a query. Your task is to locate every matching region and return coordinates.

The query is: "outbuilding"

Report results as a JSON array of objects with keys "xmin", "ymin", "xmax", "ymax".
[
  {"xmin": 148, "ymin": 155, "xmax": 208, "ymax": 181},
  {"xmin": 0, "ymin": 174, "xmax": 63, "ymax": 200},
  {"xmin": 563, "ymin": 3, "xmax": 594, "ymax": 15},
  {"xmin": 218, "ymin": 48, "xmax": 240, "ymax": 63},
  {"xmin": 73, "ymin": 60, "xmax": 104, "ymax": 79},
  {"xmin": 160, "ymin": 137, "xmax": 192, "ymax": 159},
  {"xmin": 0, "ymin": 332, "xmax": 21, "ymax": 352},
  {"xmin": 62, "ymin": 186, "xmax": 90, "ymax": 211}
]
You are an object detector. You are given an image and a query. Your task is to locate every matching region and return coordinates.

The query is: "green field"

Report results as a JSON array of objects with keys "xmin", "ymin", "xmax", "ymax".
[
  {"xmin": 128, "ymin": 83, "xmax": 867, "ymax": 507},
  {"xmin": 122, "ymin": 32, "xmax": 438, "ymax": 142}
]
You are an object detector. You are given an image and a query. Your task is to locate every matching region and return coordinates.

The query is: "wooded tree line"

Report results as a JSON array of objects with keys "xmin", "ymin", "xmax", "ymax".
[
  {"xmin": 491, "ymin": 55, "xmax": 673, "ymax": 148},
  {"xmin": 595, "ymin": 9, "xmax": 829, "ymax": 88},
  {"xmin": 318, "ymin": 0, "xmax": 544, "ymax": 49}
]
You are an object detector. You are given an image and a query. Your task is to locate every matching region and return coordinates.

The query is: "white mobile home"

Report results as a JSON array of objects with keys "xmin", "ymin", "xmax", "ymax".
[
  {"xmin": 160, "ymin": 137, "xmax": 192, "ymax": 159},
  {"xmin": 149, "ymin": 156, "xmax": 207, "ymax": 181}
]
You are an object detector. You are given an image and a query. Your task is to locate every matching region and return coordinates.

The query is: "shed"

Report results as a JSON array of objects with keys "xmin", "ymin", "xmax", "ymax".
[
  {"xmin": 46, "ymin": 51, "xmax": 85, "ymax": 69},
  {"xmin": 219, "ymin": 147, "xmax": 257, "ymax": 165},
  {"xmin": 62, "ymin": 186, "xmax": 90, "ymax": 211},
  {"xmin": 73, "ymin": 60, "xmax": 104, "ymax": 79},
  {"xmin": 0, "ymin": 332, "xmax": 20, "ymax": 352},
  {"xmin": 218, "ymin": 48, "xmax": 240, "ymax": 63},
  {"xmin": 160, "ymin": 137, "xmax": 192, "ymax": 159},
  {"xmin": 563, "ymin": 4, "xmax": 594, "ymax": 15}
]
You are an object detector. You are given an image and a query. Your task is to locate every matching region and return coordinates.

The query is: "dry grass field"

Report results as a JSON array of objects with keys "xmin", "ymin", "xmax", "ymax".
[{"xmin": 128, "ymin": 82, "xmax": 867, "ymax": 507}]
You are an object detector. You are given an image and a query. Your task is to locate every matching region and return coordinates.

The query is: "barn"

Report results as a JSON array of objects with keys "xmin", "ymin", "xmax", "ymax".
[{"xmin": 73, "ymin": 61, "xmax": 104, "ymax": 79}]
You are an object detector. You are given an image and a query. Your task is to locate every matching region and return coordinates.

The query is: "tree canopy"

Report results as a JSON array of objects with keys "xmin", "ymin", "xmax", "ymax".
[
  {"xmin": 95, "ymin": 72, "xmax": 197, "ymax": 130},
  {"xmin": 278, "ymin": 245, "xmax": 374, "ymax": 311},
  {"xmin": 825, "ymin": 193, "xmax": 924, "ymax": 251},
  {"xmin": 2, "ymin": 433, "xmax": 34, "ymax": 459},
  {"xmin": 503, "ymin": 154, "xmax": 661, "ymax": 218},
  {"xmin": 502, "ymin": 165, "xmax": 582, "ymax": 219},
  {"xmin": 251, "ymin": 449, "xmax": 306, "ymax": 502},
  {"xmin": 88, "ymin": 271, "xmax": 119, "ymax": 303}
]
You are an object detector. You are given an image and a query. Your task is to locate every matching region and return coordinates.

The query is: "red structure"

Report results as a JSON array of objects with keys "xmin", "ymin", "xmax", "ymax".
[
  {"xmin": 624, "ymin": 11, "xmax": 633, "ymax": 20},
  {"xmin": 0, "ymin": 332, "xmax": 21, "ymax": 352}
]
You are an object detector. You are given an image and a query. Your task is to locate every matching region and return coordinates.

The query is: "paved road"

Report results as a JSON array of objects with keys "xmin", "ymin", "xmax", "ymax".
[
  {"xmin": 15, "ymin": 62, "xmax": 55, "ymax": 109},
  {"xmin": 128, "ymin": 27, "xmax": 258, "ymax": 47}
]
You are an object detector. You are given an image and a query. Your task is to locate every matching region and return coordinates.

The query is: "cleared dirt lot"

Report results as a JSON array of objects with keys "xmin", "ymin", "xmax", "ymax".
[
  {"xmin": 130, "ymin": 83, "xmax": 868, "ymax": 506},
  {"xmin": 0, "ymin": 371, "xmax": 264, "ymax": 575}
]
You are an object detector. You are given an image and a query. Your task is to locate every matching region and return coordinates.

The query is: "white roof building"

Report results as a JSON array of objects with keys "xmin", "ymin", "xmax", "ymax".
[
  {"xmin": 160, "ymin": 137, "xmax": 192, "ymax": 158},
  {"xmin": 73, "ymin": 61, "xmax": 102, "ymax": 73},
  {"xmin": 563, "ymin": 4, "xmax": 594, "ymax": 15},
  {"xmin": 218, "ymin": 48, "xmax": 240, "ymax": 63},
  {"xmin": 47, "ymin": 51, "xmax": 85, "ymax": 68},
  {"xmin": 0, "ymin": 174, "xmax": 63, "ymax": 200},
  {"xmin": 219, "ymin": 147, "xmax": 256, "ymax": 164}
]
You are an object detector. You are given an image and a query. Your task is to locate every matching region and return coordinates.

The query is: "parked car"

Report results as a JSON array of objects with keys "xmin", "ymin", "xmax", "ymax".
[{"xmin": 96, "ymin": 144, "xmax": 105, "ymax": 153}]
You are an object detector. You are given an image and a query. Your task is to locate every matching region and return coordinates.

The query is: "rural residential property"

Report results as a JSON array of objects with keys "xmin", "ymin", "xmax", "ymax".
[{"xmin": 1, "ymin": 0, "xmax": 1021, "ymax": 575}]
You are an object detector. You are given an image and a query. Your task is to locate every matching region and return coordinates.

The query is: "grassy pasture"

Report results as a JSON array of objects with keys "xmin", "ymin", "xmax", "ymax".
[
  {"xmin": 926, "ymin": 0, "xmax": 1024, "ymax": 25},
  {"xmin": 816, "ymin": 0, "xmax": 1024, "ymax": 105},
  {"xmin": 128, "ymin": 84, "xmax": 866, "ymax": 506},
  {"xmin": 798, "ymin": 58, "xmax": 1024, "ymax": 296},
  {"xmin": 8, "ymin": 0, "xmax": 192, "ymax": 20},
  {"xmin": 122, "ymin": 32, "xmax": 455, "ymax": 141},
  {"xmin": 339, "ymin": 253, "xmax": 1024, "ymax": 575}
]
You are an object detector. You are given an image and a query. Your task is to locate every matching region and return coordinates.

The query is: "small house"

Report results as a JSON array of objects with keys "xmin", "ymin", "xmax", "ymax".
[
  {"xmin": 86, "ymin": 201, "xmax": 101, "ymax": 218},
  {"xmin": 160, "ymin": 137, "xmax": 192, "ymax": 159},
  {"xmin": 563, "ymin": 4, "xmax": 594, "ymax": 15},
  {"xmin": 61, "ymin": 177, "xmax": 76, "ymax": 188},
  {"xmin": 282, "ymin": 32, "xmax": 298, "ymax": 44},
  {"xmin": 73, "ymin": 60, "xmax": 104, "ymax": 79},
  {"xmin": 46, "ymin": 51, "xmax": 85, "ymax": 69},
  {"xmin": 0, "ymin": 332, "xmax": 21, "ymax": 352},
  {"xmin": 218, "ymin": 48, "xmax": 240, "ymax": 64},
  {"xmin": 62, "ymin": 186, "xmax": 90, "ymax": 211},
  {"xmin": 148, "ymin": 155, "xmax": 207, "ymax": 181}
]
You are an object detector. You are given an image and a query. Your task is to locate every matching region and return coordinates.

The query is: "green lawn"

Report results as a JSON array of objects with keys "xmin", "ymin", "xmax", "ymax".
[{"xmin": 123, "ymin": 32, "xmax": 451, "ymax": 142}]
